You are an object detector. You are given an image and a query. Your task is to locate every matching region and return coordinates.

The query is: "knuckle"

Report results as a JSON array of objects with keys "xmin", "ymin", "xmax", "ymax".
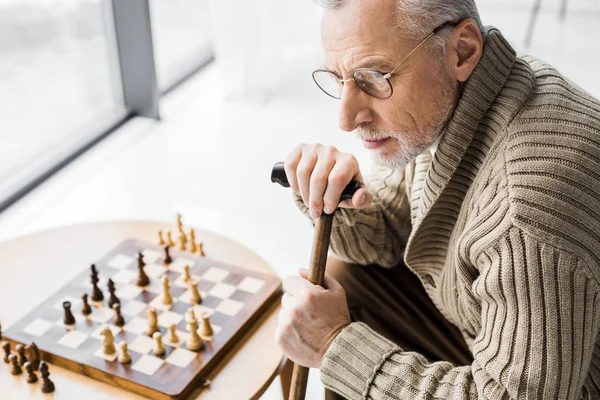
[
  {"xmin": 323, "ymin": 145, "xmax": 338, "ymax": 157},
  {"xmin": 329, "ymin": 173, "xmax": 348, "ymax": 187},
  {"xmin": 304, "ymin": 291, "xmax": 317, "ymax": 305},
  {"xmin": 308, "ymin": 199, "xmax": 323, "ymax": 209}
]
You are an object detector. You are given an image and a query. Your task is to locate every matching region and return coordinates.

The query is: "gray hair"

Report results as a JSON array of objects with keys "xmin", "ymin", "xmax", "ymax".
[{"xmin": 315, "ymin": 0, "xmax": 484, "ymax": 55}]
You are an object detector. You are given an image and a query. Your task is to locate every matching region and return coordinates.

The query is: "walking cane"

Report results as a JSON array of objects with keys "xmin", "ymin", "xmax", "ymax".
[{"xmin": 271, "ymin": 162, "xmax": 361, "ymax": 400}]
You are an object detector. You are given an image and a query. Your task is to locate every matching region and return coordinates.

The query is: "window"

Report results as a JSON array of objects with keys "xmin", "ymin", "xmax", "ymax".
[
  {"xmin": 149, "ymin": 0, "xmax": 213, "ymax": 91},
  {"xmin": 0, "ymin": 0, "xmax": 125, "ymax": 204}
]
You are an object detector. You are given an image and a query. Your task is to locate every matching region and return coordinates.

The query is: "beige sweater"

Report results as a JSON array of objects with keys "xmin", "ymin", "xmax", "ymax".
[{"xmin": 295, "ymin": 28, "xmax": 600, "ymax": 399}]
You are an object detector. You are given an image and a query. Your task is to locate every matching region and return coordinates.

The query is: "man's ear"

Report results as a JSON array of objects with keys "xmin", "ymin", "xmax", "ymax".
[{"xmin": 447, "ymin": 19, "xmax": 483, "ymax": 83}]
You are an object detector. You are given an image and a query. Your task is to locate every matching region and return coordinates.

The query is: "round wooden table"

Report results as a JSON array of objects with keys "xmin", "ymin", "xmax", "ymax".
[{"xmin": 0, "ymin": 221, "xmax": 285, "ymax": 399}]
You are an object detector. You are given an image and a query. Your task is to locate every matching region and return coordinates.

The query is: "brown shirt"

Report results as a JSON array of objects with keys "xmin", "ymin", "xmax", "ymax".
[{"xmin": 295, "ymin": 27, "xmax": 600, "ymax": 399}]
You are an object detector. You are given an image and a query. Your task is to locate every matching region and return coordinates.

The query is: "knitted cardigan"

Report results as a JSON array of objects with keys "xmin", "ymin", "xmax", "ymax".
[{"xmin": 295, "ymin": 27, "xmax": 600, "ymax": 399}]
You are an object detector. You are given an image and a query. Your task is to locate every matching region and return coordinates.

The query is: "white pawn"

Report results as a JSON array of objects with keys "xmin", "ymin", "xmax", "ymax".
[
  {"xmin": 153, "ymin": 332, "xmax": 166, "ymax": 356},
  {"xmin": 100, "ymin": 326, "xmax": 116, "ymax": 355},
  {"xmin": 182, "ymin": 265, "xmax": 192, "ymax": 283},
  {"xmin": 167, "ymin": 324, "xmax": 180, "ymax": 345},
  {"xmin": 200, "ymin": 312, "xmax": 214, "ymax": 339},
  {"xmin": 118, "ymin": 342, "xmax": 131, "ymax": 364},
  {"xmin": 161, "ymin": 276, "xmax": 173, "ymax": 306},
  {"xmin": 147, "ymin": 308, "xmax": 159, "ymax": 336},
  {"xmin": 186, "ymin": 312, "xmax": 204, "ymax": 351},
  {"xmin": 189, "ymin": 280, "xmax": 202, "ymax": 305}
]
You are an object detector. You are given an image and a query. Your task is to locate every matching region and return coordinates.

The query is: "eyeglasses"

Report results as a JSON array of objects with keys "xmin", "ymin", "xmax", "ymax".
[{"xmin": 312, "ymin": 21, "xmax": 458, "ymax": 100}]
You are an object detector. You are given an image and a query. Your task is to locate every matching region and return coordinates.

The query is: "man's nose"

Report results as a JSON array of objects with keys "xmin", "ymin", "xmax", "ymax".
[{"xmin": 338, "ymin": 82, "xmax": 374, "ymax": 132}]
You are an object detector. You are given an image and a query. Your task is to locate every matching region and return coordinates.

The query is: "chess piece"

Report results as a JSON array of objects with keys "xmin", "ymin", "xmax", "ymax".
[
  {"xmin": 40, "ymin": 361, "xmax": 55, "ymax": 393},
  {"xmin": 167, "ymin": 324, "xmax": 179, "ymax": 344},
  {"xmin": 100, "ymin": 326, "xmax": 116, "ymax": 355},
  {"xmin": 91, "ymin": 266, "xmax": 104, "ymax": 302},
  {"xmin": 189, "ymin": 280, "xmax": 202, "ymax": 305},
  {"xmin": 167, "ymin": 231, "xmax": 175, "ymax": 247},
  {"xmin": 201, "ymin": 312, "xmax": 214, "ymax": 339},
  {"xmin": 26, "ymin": 343, "xmax": 40, "ymax": 370},
  {"xmin": 182, "ymin": 265, "xmax": 192, "ymax": 283},
  {"xmin": 107, "ymin": 279, "xmax": 120, "ymax": 309},
  {"xmin": 9, "ymin": 354, "xmax": 22, "ymax": 375},
  {"xmin": 189, "ymin": 229, "xmax": 196, "ymax": 245},
  {"xmin": 176, "ymin": 213, "xmax": 184, "ymax": 232},
  {"xmin": 24, "ymin": 361, "xmax": 38, "ymax": 383},
  {"xmin": 164, "ymin": 245, "xmax": 173, "ymax": 264},
  {"xmin": 91, "ymin": 264, "xmax": 99, "ymax": 279},
  {"xmin": 81, "ymin": 294, "xmax": 92, "ymax": 317},
  {"xmin": 137, "ymin": 254, "xmax": 150, "ymax": 287},
  {"xmin": 152, "ymin": 332, "xmax": 166, "ymax": 356},
  {"xmin": 113, "ymin": 303, "xmax": 125, "ymax": 327},
  {"xmin": 161, "ymin": 276, "xmax": 173, "ymax": 305},
  {"xmin": 158, "ymin": 230, "xmax": 165, "ymax": 245},
  {"xmin": 179, "ymin": 231, "xmax": 187, "ymax": 251},
  {"xmin": 189, "ymin": 241, "xmax": 197, "ymax": 253},
  {"xmin": 198, "ymin": 241, "xmax": 205, "ymax": 257},
  {"xmin": 186, "ymin": 313, "xmax": 204, "ymax": 351},
  {"xmin": 146, "ymin": 308, "xmax": 160, "ymax": 336},
  {"xmin": 63, "ymin": 301, "xmax": 76, "ymax": 326},
  {"xmin": 15, "ymin": 344, "xmax": 27, "ymax": 366},
  {"xmin": 185, "ymin": 308, "xmax": 196, "ymax": 322},
  {"xmin": 2, "ymin": 341, "xmax": 10, "ymax": 363},
  {"xmin": 118, "ymin": 342, "xmax": 131, "ymax": 364}
]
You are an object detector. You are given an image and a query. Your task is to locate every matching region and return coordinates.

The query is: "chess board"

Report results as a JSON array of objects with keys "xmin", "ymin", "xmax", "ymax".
[{"xmin": 4, "ymin": 239, "xmax": 282, "ymax": 399}]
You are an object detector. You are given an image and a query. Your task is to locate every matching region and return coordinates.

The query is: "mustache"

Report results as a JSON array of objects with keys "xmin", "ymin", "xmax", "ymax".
[{"xmin": 355, "ymin": 128, "xmax": 396, "ymax": 141}]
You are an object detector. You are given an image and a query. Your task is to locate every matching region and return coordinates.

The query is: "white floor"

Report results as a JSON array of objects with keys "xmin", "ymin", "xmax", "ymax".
[{"xmin": 0, "ymin": 1, "xmax": 598, "ymax": 399}]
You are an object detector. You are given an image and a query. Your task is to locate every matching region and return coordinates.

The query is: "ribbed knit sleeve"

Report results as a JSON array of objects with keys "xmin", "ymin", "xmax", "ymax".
[
  {"xmin": 320, "ymin": 227, "xmax": 600, "ymax": 399},
  {"xmin": 294, "ymin": 165, "xmax": 412, "ymax": 267}
]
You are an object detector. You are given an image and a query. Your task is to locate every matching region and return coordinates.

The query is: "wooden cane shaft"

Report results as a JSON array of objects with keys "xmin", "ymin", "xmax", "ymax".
[{"xmin": 288, "ymin": 213, "xmax": 335, "ymax": 400}]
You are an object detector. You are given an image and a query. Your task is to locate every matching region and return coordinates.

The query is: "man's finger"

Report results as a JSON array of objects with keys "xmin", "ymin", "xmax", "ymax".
[
  {"xmin": 296, "ymin": 150, "xmax": 318, "ymax": 206},
  {"xmin": 308, "ymin": 155, "xmax": 336, "ymax": 219},
  {"xmin": 281, "ymin": 292, "xmax": 300, "ymax": 310},
  {"xmin": 284, "ymin": 147, "xmax": 302, "ymax": 194},
  {"xmin": 322, "ymin": 273, "xmax": 342, "ymax": 291},
  {"xmin": 298, "ymin": 268, "xmax": 309, "ymax": 279},
  {"xmin": 283, "ymin": 275, "xmax": 315, "ymax": 295}
]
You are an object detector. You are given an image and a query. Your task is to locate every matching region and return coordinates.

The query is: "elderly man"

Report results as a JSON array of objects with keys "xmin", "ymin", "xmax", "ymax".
[{"xmin": 276, "ymin": 0, "xmax": 600, "ymax": 399}]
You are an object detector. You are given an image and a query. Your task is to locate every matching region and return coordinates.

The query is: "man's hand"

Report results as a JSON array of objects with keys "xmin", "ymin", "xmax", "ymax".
[
  {"xmin": 275, "ymin": 269, "xmax": 351, "ymax": 368},
  {"xmin": 285, "ymin": 144, "xmax": 373, "ymax": 219}
]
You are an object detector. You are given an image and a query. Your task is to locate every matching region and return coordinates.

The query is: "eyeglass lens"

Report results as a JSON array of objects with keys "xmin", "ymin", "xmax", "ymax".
[{"xmin": 313, "ymin": 69, "xmax": 393, "ymax": 99}]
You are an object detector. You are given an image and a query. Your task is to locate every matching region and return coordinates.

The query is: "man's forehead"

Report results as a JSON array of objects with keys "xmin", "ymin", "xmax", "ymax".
[{"xmin": 321, "ymin": 0, "xmax": 403, "ymax": 64}]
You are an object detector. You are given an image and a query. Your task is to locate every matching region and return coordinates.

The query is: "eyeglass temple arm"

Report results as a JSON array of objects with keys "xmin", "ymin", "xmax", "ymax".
[{"xmin": 385, "ymin": 21, "xmax": 458, "ymax": 78}]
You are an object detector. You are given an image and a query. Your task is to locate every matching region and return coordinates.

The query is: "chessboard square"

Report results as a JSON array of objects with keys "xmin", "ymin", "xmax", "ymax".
[
  {"xmin": 215, "ymin": 298, "xmax": 244, "ymax": 316},
  {"xmin": 141, "ymin": 249, "xmax": 162, "ymax": 263},
  {"xmin": 94, "ymin": 347, "xmax": 118, "ymax": 362},
  {"xmin": 112, "ymin": 269, "xmax": 137, "ymax": 284},
  {"xmin": 117, "ymin": 285, "xmax": 143, "ymax": 301},
  {"xmin": 58, "ymin": 330, "xmax": 89, "ymax": 349},
  {"xmin": 209, "ymin": 283, "xmax": 237, "ymax": 299},
  {"xmin": 89, "ymin": 307, "xmax": 114, "ymax": 324},
  {"xmin": 107, "ymin": 254, "xmax": 134, "ymax": 270},
  {"xmin": 23, "ymin": 319, "xmax": 54, "ymax": 337},
  {"xmin": 91, "ymin": 324, "xmax": 122, "ymax": 340},
  {"xmin": 158, "ymin": 311, "xmax": 184, "ymax": 328},
  {"xmin": 212, "ymin": 324, "xmax": 223, "ymax": 336},
  {"xmin": 170, "ymin": 258, "xmax": 196, "ymax": 273},
  {"xmin": 145, "ymin": 264, "xmax": 167, "ymax": 279},
  {"xmin": 173, "ymin": 274, "xmax": 201, "ymax": 289},
  {"xmin": 145, "ymin": 278, "xmax": 164, "ymax": 294},
  {"xmin": 165, "ymin": 348, "xmax": 197, "ymax": 368},
  {"xmin": 128, "ymin": 335, "xmax": 155, "ymax": 355},
  {"xmin": 123, "ymin": 317, "xmax": 148, "ymax": 335},
  {"xmin": 121, "ymin": 300, "xmax": 147, "ymax": 317},
  {"xmin": 149, "ymin": 296, "xmax": 173, "ymax": 312},
  {"xmin": 192, "ymin": 305, "xmax": 215, "ymax": 317},
  {"xmin": 53, "ymin": 295, "xmax": 81, "ymax": 311},
  {"xmin": 238, "ymin": 276, "xmax": 265, "ymax": 294},
  {"xmin": 166, "ymin": 330, "xmax": 188, "ymax": 348},
  {"xmin": 202, "ymin": 267, "xmax": 230, "ymax": 282},
  {"xmin": 132, "ymin": 355, "xmax": 164, "ymax": 375},
  {"xmin": 178, "ymin": 289, "xmax": 208, "ymax": 305}
]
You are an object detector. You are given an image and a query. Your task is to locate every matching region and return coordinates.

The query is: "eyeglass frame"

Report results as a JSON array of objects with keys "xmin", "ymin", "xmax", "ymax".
[{"xmin": 312, "ymin": 20, "xmax": 460, "ymax": 100}]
